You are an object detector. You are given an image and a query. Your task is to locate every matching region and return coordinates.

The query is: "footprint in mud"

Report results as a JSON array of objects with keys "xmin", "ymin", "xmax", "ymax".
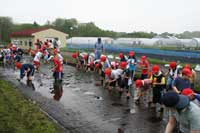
[
  {"xmin": 94, "ymin": 96, "xmax": 103, "ymax": 100},
  {"xmin": 111, "ymin": 103, "xmax": 123, "ymax": 107},
  {"xmin": 147, "ymin": 116, "xmax": 162, "ymax": 123},
  {"xmin": 66, "ymin": 75, "xmax": 73, "ymax": 78},
  {"xmin": 121, "ymin": 123, "xmax": 127, "ymax": 126},
  {"xmin": 95, "ymin": 82, "xmax": 101, "ymax": 86},
  {"xmin": 85, "ymin": 81, "xmax": 93, "ymax": 84},
  {"xmin": 64, "ymin": 82, "xmax": 70, "ymax": 86}
]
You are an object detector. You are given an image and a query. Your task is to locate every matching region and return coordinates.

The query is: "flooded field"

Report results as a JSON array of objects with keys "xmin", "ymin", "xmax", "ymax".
[{"xmin": 0, "ymin": 57, "xmax": 169, "ymax": 133}]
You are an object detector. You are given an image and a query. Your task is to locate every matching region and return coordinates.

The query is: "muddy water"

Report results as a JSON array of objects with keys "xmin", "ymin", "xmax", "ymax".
[{"xmin": 0, "ymin": 59, "xmax": 166, "ymax": 132}]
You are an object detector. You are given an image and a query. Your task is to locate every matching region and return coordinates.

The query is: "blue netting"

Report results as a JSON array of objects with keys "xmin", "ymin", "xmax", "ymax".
[{"xmin": 67, "ymin": 44, "xmax": 200, "ymax": 59}]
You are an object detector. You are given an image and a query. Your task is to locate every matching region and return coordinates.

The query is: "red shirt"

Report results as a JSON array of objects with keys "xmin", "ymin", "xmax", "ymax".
[
  {"xmin": 53, "ymin": 58, "xmax": 63, "ymax": 72},
  {"xmin": 140, "ymin": 61, "xmax": 149, "ymax": 75}
]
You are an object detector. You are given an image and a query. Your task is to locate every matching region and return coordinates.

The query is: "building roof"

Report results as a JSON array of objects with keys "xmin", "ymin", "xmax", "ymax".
[{"xmin": 10, "ymin": 27, "xmax": 50, "ymax": 37}]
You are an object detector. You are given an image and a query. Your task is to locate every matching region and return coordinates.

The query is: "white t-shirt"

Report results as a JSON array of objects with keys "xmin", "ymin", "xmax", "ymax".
[
  {"xmin": 88, "ymin": 53, "xmax": 95, "ymax": 64},
  {"xmin": 34, "ymin": 52, "xmax": 42, "ymax": 62},
  {"xmin": 58, "ymin": 54, "xmax": 63, "ymax": 64},
  {"xmin": 110, "ymin": 69, "xmax": 123, "ymax": 79}
]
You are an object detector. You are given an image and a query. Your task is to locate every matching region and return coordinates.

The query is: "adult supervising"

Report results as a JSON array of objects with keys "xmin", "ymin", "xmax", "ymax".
[{"xmin": 94, "ymin": 38, "xmax": 104, "ymax": 60}]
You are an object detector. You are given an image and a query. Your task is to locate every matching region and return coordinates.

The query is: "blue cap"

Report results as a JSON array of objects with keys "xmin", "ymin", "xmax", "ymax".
[{"xmin": 162, "ymin": 92, "xmax": 190, "ymax": 110}]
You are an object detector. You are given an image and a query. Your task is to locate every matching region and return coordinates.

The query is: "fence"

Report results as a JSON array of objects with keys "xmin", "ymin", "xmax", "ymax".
[{"xmin": 67, "ymin": 43, "xmax": 200, "ymax": 59}]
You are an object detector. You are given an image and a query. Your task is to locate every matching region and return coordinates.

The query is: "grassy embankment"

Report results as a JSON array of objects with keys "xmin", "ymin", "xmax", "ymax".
[{"xmin": 0, "ymin": 79, "xmax": 61, "ymax": 132}]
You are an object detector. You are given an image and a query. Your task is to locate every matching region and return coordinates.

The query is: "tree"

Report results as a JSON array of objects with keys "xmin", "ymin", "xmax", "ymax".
[
  {"xmin": 33, "ymin": 21, "xmax": 39, "ymax": 27},
  {"xmin": 0, "ymin": 17, "xmax": 13, "ymax": 42}
]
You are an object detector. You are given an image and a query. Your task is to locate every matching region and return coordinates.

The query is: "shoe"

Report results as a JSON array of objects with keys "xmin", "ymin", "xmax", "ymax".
[
  {"xmin": 135, "ymin": 99, "xmax": 140, "ymax": 105},
  {"xmin": 126, "ymin": 96, "xmax": 130, "ymax": 100}
]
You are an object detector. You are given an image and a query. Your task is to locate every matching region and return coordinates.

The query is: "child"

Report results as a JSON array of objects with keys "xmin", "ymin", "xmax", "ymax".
[
  {"xmin": 150, "ymin": 65, "xmax": 165, "ymax": 111},
  {"xmin": 134, "ymin": 79, "xmax": 152, "ymax": 105}
]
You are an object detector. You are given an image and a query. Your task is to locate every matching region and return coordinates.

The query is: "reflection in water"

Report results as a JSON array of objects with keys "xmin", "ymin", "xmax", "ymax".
[
  {"xmin": 27, "ymin": 80, "xmax": 35, "ymax": 90},
  {"xmin": 51, "ymin": 80, "xmax": 63, "ymax": 101}
]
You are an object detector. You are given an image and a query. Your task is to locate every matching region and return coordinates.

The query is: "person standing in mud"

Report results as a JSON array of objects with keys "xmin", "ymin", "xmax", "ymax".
[
  {"xmin": 94, "ymin": 38, "xmax": 104, "ymax": 60},
  {"xmin": 139, "ymin": 55, "xmax": 149, "ymax": 80},
  {"xmin": 165, "ymin": 62, "xmax": 180, "ymax": 91},
  {"xmin": 51, "ymin": 56, "xmax": 64, "ymax": 82},
  {"xmin": 150, "ymin": 65, "xmax": 165, "ymax": 112},
  {"xmin": 50, "ymin": 56, "xmax": 64, "ymax": 101},
  {"xmin": 15, "ymin": 62, "xmax": 35, "ymax": 89}
]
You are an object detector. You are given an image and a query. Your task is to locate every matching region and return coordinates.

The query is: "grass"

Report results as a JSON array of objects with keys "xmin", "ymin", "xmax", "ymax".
[{"xmin": 0, "ymin": 79, "xmax": 60, "ymax": 133}]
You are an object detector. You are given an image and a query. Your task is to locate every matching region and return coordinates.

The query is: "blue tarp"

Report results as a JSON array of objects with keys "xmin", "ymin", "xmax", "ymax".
[{"xmin": 67, "ymin": 44, "xmax": 200, "ymax": 59}]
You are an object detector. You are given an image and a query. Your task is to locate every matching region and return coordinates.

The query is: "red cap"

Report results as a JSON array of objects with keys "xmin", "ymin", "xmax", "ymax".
[
  {"xmin": 105, "ymin": 68, "xmax": 111, "ymax": 76},
  {"xmin": 169, "ymin": 62, "xmax": 177, "ymax": 69},
  {"xmin": 15, "ymin": 62, "xmax": 22, "ymax": 69},
  {"xmin": 141, "ymin": 55, "xmax": 146, "ymax": 61},
  {"xmin": 119, "ymin": 53, "xmax": 124, "ymax": 59},
  {"xmin": 95, "ymin": 63, "xmax": 100, "ymax": 68},
  {"xmin": 83, "ymin": 54, "xmax": 88, "ymax": 60},
  {"xmin": 100, "ymin": 55, "xmax": 106, "ymax": 62},
  {"xmin": 120, "ymin": 61, "xmax": 127, "ymax": 69},
  {"xmin": 89, "ymin": 61, "xmax": 94, "ymax": 66},
  {"xmin": 53, "ymin": 49, "xmax": 58, "ymax": 54},
  {"xmin": 111, "ymin": 61, "xmax": 116, "ymax": 67},
  {"xmin": 72, "ymin": 53, "xmax": 78, "ymax": 58},
  {"xmin": 182, "ymin": 68, "xmax": 192, "ymax": 77},
  {"xmin": 184, "ymin": 64, "xmax": 191, "ymax": 69},
  {"xmin": 181, "ymin": 88, "xmax": 194, "ymax": 96},
  {"xmin": 129, "ymin": 51, "xmax": 135, "ymax": 57},
  {"xmin": 152, "ymin": 65, "xmax": 160, "ymax": 74},
  {"xmin": 135, "ymin": 79, "xmax": 142, "ymax": 88}
]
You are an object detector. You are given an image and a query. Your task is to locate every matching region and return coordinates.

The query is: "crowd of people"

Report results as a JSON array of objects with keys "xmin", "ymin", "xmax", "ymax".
[
  {"xmin": 1, "ymin": 37, "xmax": 200, "ymax": 132},
  {"xmin": 0, "ymin": 38, "xmax": 64, "ymax": 100},
  {"xmin": 72, "ymin": 38, "xmax": 200, "ymax": 133}
]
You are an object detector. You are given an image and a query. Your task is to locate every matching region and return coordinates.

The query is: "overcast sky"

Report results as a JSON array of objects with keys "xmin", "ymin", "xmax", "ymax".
[{"xmin": 0, "ymin": 0, "xmax": 200, "ymax": 33}]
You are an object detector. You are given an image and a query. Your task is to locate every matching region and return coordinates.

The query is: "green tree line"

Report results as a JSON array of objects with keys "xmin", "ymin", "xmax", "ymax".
[{"xmin": 1, "ymin": 16, "xmax": 200, "ymax": 42}]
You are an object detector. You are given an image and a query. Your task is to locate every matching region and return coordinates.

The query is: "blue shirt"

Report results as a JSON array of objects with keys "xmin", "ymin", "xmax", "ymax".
[
  {"xmin": 20, "ymin": 64, "xmax": 35, "ymax": 79},
  {"xmin": 94, "ymin": 42, "xmax": 103, "ymax": 51},
  {"xmin": 173, "ymin": 77, "xmax": 191, "ymax": 92}
]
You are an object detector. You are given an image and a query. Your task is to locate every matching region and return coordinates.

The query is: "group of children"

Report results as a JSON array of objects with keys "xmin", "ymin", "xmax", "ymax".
[
  {"xmin": 2, "ymin": 39, "xmax": 200, "ymax": 131},
  {"xmin": 72, "ymin": 49, "xmax": 200, "ymax": 132},
  {"xmin": 1, "ymin": 39, "xmax": 64, "ymax": 100}
]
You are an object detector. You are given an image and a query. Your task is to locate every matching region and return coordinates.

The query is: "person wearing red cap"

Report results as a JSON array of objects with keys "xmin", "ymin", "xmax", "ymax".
[
  {"xmin": 172, "ymin": 68, "xmax": 192, "ymax": 94},
  {"xmin": 162, "ymin": 92, "xmax": 200, "ymax": 133},
  {"xmin": 53, "ymin": 49, "xmax": 64, "ymax": 65},
  {"xmin": 100, "ymin": 55, "xmax": 111, "ymax": 86},
  {"xmin": 165, "ymin": 61, "xmax": 181, "ymax": 91},
  {"xmin": 139, "ymin": 55, "xmax": 149, "ymax": 80},
  {"xmin": 184, "ymin": 64, "xmax": 197, "ymax": 90},
  {"xmin": 33, "ymin": 51, "xmax": 42, "ymax": 71},
  {"xmin": 150, "ymin": 65, "xmax": 165, "ymax": 111},
  {"xmin": 85, "ymin": 53, "xmax": 95, "ymax": 72},
  {"xmin": 127, "ymin": 51, "xmax": 137, "ymax": 80},
  {"xmin": 105, "ymin": 67, "xmax": 123, "ymax": 93},
  {"xmin": 50, "ymin": 57, "xmax": 64, "ymax": 82},
  {"xmin": 134, "ymin": 79, "xmax": 152, "ymax": 105},
  {"xmin": 118, "ymin": 53, "xmax": 127, "ymax": 62},
  {"xmin": 15, "ymin": 63, "xmax": 35, "ymax": 89},
  {"xmin": 76, "ymin": 52, "xmax": 85, "ymax": 70},
  {"xmin": 93, "ymin": 59, "xmax": 101, "ymax": 73},
  {"xmin": 118, "ymin": 61, "xmax": 131, "ymax": 99},
  {"xmin": 34, "ymin": 39, "xmax": 42, "ymax": 52},
  {"xmin": 182, "ymin": 88, "xmax": 200, "ymax": 106}
]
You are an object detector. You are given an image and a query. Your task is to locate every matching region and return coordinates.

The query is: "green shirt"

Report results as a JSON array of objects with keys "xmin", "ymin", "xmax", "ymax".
[{"xmin": 179, "ymin": 102, "xmax": 200, "ymax": 131}]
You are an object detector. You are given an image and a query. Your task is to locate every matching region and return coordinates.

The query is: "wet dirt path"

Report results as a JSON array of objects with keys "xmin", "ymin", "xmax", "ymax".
[{"xmin": 0, "ymin": 58, "xmax": 166, "ymax": 133}]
